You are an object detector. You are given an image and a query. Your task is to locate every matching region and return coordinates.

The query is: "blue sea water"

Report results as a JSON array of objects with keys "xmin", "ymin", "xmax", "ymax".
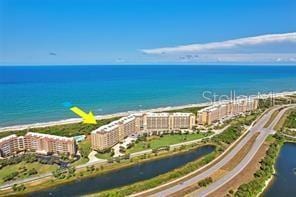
[{"xmin": 0, "ymin": 65, "xmax": 296, "ymax": 127}]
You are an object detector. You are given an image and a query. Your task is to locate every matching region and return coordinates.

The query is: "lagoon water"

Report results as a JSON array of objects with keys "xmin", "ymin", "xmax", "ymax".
[
  {"xmin": 264, "ymin": 143, "xmax": 296, "ymax": 197},
  {"xmin": 1, "ymin": 65, "xmax": 296, "ymax": 127},
  {"xmin": 30, "ymin": 145, "xmax": 215, "ymax": 196}
]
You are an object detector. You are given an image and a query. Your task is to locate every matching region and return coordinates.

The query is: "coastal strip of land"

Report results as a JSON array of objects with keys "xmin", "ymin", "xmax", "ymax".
[{"xmin": 1, "ymin": 91, "xmax": 295, "ymax": 133}]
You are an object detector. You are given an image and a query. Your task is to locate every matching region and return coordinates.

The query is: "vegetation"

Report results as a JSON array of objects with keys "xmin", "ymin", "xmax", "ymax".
[
  {"xmin": 3, "ymin": 171, "xmax": 19, "ymax": 182},
  {"xmin": 107, "ymin": 154, "xmax": 130, "ymax": 163},
  {"xmin": 1, "ymin": 154, "xmax": 37, "ymax": 169},
  {"xmin": 0, "ymin": 117, "xmax": 120, "ymax": 138},
  {"xmin": 198, "ymin": 177, "xmax": 213, "ymax": 187},
  {"xmin": 214, "ymin": 110, "xmax": 261, "ymax": 131},
  {"xmin": 212, "ymin": 124, "xmax": 244, "ymax": 147},
  {"xmin": 276, "ymin": 109, "xmax": 296, "ymax": 137},
  {"xmin": 258, "ymin": 96, "xmax": 296, "ymax": 110},
  {"xmin": 164, "ymin": 106, "xmax": 206, "ymax": 116},
  {"xmin": 284, "ymin": 110, "xmax": 296, "ymax": 129},
  {"xmin": 97, "ymin": 148, "xmax": 219, "ymax": 197},
  {"xmin": 86, "ymin": 165, "xmax": 95, "ymax": 172},
  {"xmin": 275, "ymin": 109, "xmax": 294, "ymax": 132},
  {"xmin": 264, "ymin": 108, "xmax": 281, "ymax": 128},
  {"xmin": 258, "ymin": 98, "xmax": 274, "ymax": 109},
  {"xmin": 126, "ymin": 132, "xmax": 210, "ymax": 154},
  {"xmin": 0, "ymin": 161, "xmax": 57, "ymax": 183},
  {"xmin": 233, "ymin": 110, "xmax": 261, "ymax": 125},
  {"xmin": 234, "ymin": 134, "xmax": 284, "ymax": 197},
  {"xmin": 0, "ymin": 153, "xmax": 71, "ymax": 171},
  {"xmin": 52, "ymin": 166, "xmax": 76, "ymax": 179},
  {"xmin": 0, "ymin": 106, "xmax": 266, "ymax": 194},
  {"xmin": 78, "ymin": 139, "xmax": 92, "ymax": 158},
  {"xmin": 71, "ymin": 157, "xmax": 89, "ymax": 167},
  {"xmin": 95, "ymin": 149, "xmax": 114, "ymax": 159},
  {"xmin": 12, "ymin": 184, "xmax": 26, "ymax": 192},
  {"xmin": 0, "ymin": 130, "xmax": 27, "ymax": 139},
  {"xmin": 274, "ymin": 96, "xmax": 296, "ymax": 105}
]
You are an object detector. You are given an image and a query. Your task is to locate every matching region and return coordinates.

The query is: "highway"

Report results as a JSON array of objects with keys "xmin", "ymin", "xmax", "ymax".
[
  {"xmin": 0, "ymin": 105, "xmax": 294, "ymax": 193},
  {"xmin": 196, "ymin": 106, "xmax": 293, "ymax": 197},
  {"xmin": 0, "ymin": 122, "xmax": 229, "ymax": 190},
  {"xmin": 149, "ymin": 105, "xmax": 294, "ymax": 197}
]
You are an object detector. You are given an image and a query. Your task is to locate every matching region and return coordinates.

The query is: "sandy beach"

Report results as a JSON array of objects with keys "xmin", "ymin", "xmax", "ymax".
[{"xmin": 1, "ymin": 91, "xmax": 295, "ymax": 133}]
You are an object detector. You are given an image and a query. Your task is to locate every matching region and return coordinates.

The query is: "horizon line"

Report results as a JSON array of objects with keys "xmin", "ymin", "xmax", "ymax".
[{"xmin": 1, "ymin": 63, "xmax": 296, "ymax": 67}]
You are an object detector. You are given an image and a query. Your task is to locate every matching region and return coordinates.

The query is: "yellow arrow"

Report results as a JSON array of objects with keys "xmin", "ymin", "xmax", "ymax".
[{"xmin": 70, "ymin": 106, "xmax": 97, "ymax": 124}]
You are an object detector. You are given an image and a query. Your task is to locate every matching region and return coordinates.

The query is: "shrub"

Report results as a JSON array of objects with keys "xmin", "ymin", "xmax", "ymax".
[
  {"xmin": 235, "ymin": 139, "xmax": 283, "ymax": 197},
  {"xmin": 12, "ymin": 184, "xmax": 26, "ymax": 192},
  {"xmin": 79, "ymin": 140, "xmax": 92, "ymax": 159},
  {"xmin": 198, "ymin": 177, "xmax": 213, "ymax": 187},
  {"xmin": 3, "ymin": 171, "xmax": 19, "ymax": 182},
  {"xmin": 28, "ymin": 168, "xmax": 38, "ymax": 176}
]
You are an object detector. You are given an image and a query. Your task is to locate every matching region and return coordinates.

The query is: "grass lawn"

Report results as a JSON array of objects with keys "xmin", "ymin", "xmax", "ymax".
[
  {"xmin": 230, "ymin": 112, "xmax": 260, "ymax": 126},
  {"xmin": 0, "ymin": 162, "xmax": 58, "ymax": 184},
  {"xmin": 126, "ymin": 142, "xmax": 149, "ymax": 154},
  {"xmin": 127, "ymin": 133, "xmax": 209, "ymax": 154},
  {"xmin": 95, "ymin": 152, "xmax": 113, "ymax": 159},
  {"xmin": 71, "ymin": 157, "xmax": 89, "ymax": 167},
  {"xmin": 78, "ymin": 138, "xmax": 92, "ymax": 159}
]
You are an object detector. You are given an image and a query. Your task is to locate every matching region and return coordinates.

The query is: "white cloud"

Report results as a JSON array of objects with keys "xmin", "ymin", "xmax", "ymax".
[{"xmin": 142, "ymin": 32, "xmax": 296, "ymax": 54}]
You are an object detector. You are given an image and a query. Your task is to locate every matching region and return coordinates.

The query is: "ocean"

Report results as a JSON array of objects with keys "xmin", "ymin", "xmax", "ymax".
[{"xmin": 1, "ymin": 65, "xmax": 296, "ymax": 127}]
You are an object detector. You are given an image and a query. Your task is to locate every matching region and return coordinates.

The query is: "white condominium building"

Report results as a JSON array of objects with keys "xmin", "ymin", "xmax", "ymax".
[{"xmin": 91, "ymin": 112, "xmax": 196, "ymax": 151}]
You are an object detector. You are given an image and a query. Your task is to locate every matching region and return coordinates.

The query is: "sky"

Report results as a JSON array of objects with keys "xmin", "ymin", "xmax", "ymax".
[{"xmin": 0, "ymin": 0, "xmax": 295, "ymax": 65}]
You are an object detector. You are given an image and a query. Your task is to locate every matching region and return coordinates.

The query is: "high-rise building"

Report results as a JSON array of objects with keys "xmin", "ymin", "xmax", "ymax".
[
  {"xmin": 24, "ymin": 132, "xmax": 76, "ymax": 156},
  {"xmin": 91, "ymin": 112, "xmax": 195, "ymax": 151},
  {"xmin": 197, "ymin": 99, "xmax": 258, "ymax": 125},
  {"xmin": 0, "ymin": 132, "xmax": 76, "ymax": 158},
  {"xmin": 0, "ymin": 134, "xmax": 20, "ymax": 157}
]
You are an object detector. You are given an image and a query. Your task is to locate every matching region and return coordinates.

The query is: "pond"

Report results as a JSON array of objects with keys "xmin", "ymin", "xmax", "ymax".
[{"xmin": 264, "ymin": 143, "xmax": 296, "ymax": 197}]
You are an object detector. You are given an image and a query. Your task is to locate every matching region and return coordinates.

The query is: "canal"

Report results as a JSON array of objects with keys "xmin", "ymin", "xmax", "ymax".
[{"xmin": 30, "ymin": 145, "xmax": 215, "ymax": 196}]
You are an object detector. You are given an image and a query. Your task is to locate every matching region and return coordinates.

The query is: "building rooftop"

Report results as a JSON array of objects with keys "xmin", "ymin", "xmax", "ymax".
[
  {"xmin": 92, "ymin": 112, "xmax": 195, "ymax": 135},
  {"xmin": 198, "ymin": 98, "xmax": 257, "ymax": 113},
  {"xmin": 0, "ymin": 134, "xmax": 17, "ymax": 143},
  {"xmin": 146, "ymin": 112, "xmax": 169, "ymax": 117},
  {"xmin": 26, "ymin": 132, "xmax": 74, "ymax": 142},
  {"xmin": 172, "ymin": 112, "xmax": 193, "ymax": 116},
  {"xmin": 119, "ymin": 115, "xmax": 136, "ymax": 124}
]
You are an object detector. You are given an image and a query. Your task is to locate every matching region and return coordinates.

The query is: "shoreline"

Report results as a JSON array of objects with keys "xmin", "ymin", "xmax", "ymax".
[
  {"xmin": 258, "ymin": 141, "xmax": 296, "ymax": 196},
  {"xmin": 1, "ymin": 90, "xmax": 296, "ymax": 133},
  {"xmin": 257, "ymin": 167, "xmax": 276, "ymax": 197},
  {"xmin": 0, "ymin": 103, "xmax": 209, "ymax": 133}
]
